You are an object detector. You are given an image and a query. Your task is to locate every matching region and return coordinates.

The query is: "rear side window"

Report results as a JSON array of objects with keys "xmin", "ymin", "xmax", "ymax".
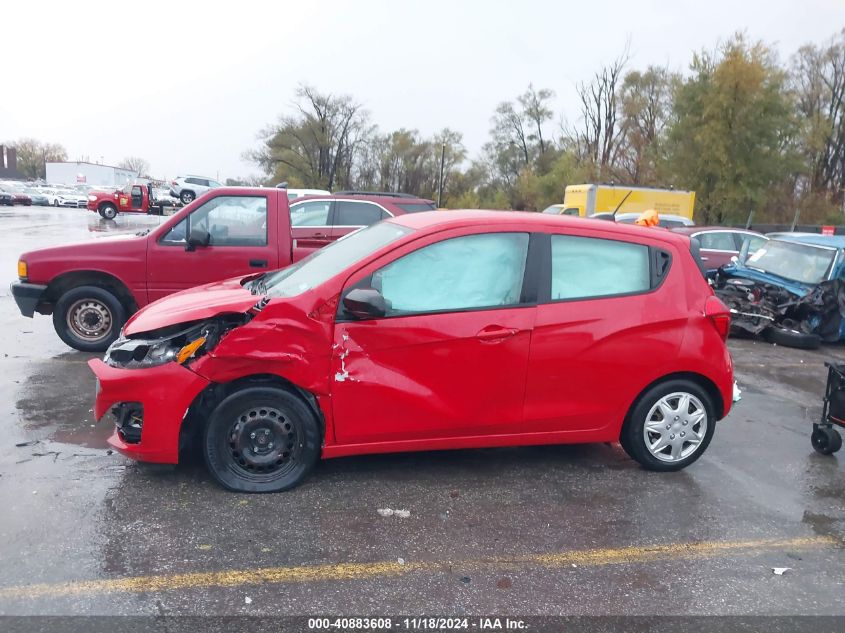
[
  {"xmin": 550, "ymin": 235, "xmax": 651, "ymax": 300},
  {"xmin": 698, "ymin": 232, "xmax": 736, "ymax": 250},
  {"xmin": 291, "ymin": 200, "xmax": 331, "ymax": 226},
  {"xmin": 395, "ymin": 202, "xmax": 436, "ymax": 213},
  {"xmin": 335, "ymin": 201, "xmax": 387, "ymax": 226}
]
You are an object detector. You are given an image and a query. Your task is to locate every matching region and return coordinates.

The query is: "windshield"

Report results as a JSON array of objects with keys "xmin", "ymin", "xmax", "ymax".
[
  {"xmin": 744, "ymin": 239, "xmax": 837, "ymax": 285},
  {"xmin": 263, "ymin": 221, "xmax": 414, "ymax": 297}
]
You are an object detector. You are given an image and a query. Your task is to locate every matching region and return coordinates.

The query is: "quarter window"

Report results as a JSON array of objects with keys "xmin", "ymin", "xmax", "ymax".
[
  {"xmin": 366, "ymin": 233, "xmax": 529, "ymax": 316},
  {"xmin": 290, "ymin": 200, "xmax": 331, "ymax": 227},
  {"xmin": 550, "ymin": 235, "xmax": 650, "ymax": 300},
  {"xmin": 335, "ymin": 201, "xmax": 387, "ymax": 226},
  {"xmin": 160, "ymin": 196, "xmax": 267, "ymax": 246}
]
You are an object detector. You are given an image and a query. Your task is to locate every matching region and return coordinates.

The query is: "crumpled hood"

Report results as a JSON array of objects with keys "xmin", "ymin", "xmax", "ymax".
[
  {"xmin": 719, "ymin": 264, "xmax": 811, "ymax": 297},
  {"xmin": 123, "ymin": 276, "xmax": 259, "ymax": 335}
]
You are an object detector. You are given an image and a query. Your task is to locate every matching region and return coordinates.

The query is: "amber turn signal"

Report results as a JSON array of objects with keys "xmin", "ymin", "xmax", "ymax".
[
  {"xmin": 17, "ymin": 260, "xmax": 27, "ymax": 279},
  {"xmin": 176, "ymin": 337, "xmax": 206, "ymax": 363}
]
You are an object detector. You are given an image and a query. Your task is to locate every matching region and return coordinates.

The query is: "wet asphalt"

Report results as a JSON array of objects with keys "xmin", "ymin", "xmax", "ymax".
[{"xmin": 0, "ymin": 205, "xmax": 843, "ymax": 617}]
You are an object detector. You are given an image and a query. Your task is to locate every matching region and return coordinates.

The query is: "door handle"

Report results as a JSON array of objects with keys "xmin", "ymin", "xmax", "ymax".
[
  {"xmin": 249, "ymin": 259, "xmax": 268, "ymax": 268},
  {"xmin": 701, "ymin": 256, "xmax": 709, "ymax": 261},
  {"xmin": 313, "ymin": 232, "xmax": 327, "ymax": 238},
  {"xmin": 476, "ymin": 326, "xmax": 518, "ymax": 342}
]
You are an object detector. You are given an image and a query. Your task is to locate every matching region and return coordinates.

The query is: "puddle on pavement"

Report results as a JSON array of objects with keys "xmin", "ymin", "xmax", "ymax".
[{"xmin": 11, "ymin": 356, "xmax": 110, "ymax": 449}]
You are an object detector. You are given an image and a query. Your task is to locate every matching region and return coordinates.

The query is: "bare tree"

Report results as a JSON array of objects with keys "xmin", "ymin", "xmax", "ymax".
[
  {"xmin": 792, "ymin": 29, "xmax": 845, "ymax": 203},
  {"xmin": 518, "ymin": 84, "xmax": 555, "ymax": 157},
  {"xmin": 569, "ymin": 47, "xmax": 631, "ymax": 180},
  {"xmin": 251, "ymin": 84, "xmax": 370, "ymax": 189},
  {"xmin": 118, "ymin": 156, "xmax": 150, "ymax": 176},
  {"xmin": 616, "ymin": 66, "xmax": 677, "ymax": 183}
]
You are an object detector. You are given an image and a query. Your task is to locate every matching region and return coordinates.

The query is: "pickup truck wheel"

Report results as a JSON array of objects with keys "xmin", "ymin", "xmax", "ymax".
[
  {"xmin": 53, "ymin": 286, "xmax": 126, "ymax": 352},
  {"xmin": 620, "ymin": 379, "xmax": 715, "ymax": 472},
  {"xmin": 98, "ymin": 203, "xmax": 118, "ymax": 220},
  {"xmin": 203, "ymin": 387, "xmax": 321, "ymax": 493},
  {"xmin": 180, "ymin": 190, "xmax": 195, "ymax": 204}
]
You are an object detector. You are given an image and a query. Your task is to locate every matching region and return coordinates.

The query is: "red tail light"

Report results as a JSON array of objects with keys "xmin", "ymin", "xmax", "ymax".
[{"xmin": 705, "ymin": 295, "xmax": 730, "ymax": 342}]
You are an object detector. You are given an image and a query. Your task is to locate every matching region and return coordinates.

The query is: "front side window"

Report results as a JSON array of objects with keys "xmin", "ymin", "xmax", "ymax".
[
  {"xmin": 160, "ymin": 196, "xmax": 267, "ymax": 246},
  {"xmin": 367, "ymin": 233, "xmax": 529, "ymax": 316},
  {"xmin": 335, "ymin": 201, "xmax": 387, "ymax": 226},
  {"xmin": 550, "ymin": 234, "xmax": 650, "ymax": 300},
  {"xmin": 290, "ymin": 200, "xmax": 331, "ymax": 226}
]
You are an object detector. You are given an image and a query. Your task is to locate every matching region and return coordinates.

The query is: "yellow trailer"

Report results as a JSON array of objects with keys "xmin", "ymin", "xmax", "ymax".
[{"xmin": 559, "ymin": 184, "xmax": 696, "ymax": 220}]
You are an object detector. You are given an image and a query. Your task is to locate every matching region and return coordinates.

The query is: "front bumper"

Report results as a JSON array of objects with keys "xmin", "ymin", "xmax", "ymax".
[
  {"xmin": 89, "ymin": 359, "xmax": 210, "ymax": 464},
  {"xmin": 11, "ymin": 282, "xmax": 47, "ymax": 317}
]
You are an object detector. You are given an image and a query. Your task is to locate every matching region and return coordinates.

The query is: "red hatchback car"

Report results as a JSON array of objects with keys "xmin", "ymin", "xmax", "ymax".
[{"xmin": 89, "ymin": 211, "xmax": 734, "ymax": 492}]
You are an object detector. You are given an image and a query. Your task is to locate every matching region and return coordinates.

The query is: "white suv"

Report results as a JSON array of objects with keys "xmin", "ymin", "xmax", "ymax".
[{"xmin": 169, "ymin": 176, "xmax": 221, "ymax": 204}]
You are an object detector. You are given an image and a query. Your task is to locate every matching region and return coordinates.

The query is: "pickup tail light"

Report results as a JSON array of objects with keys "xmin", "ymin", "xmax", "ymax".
[{"xmin": 705, "ymin": 295, "xmax": 731, "ymax": 342}]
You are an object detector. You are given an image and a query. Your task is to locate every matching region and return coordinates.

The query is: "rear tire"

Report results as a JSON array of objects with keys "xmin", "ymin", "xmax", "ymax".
[
  {"xmin": 620, "ymin": 379, "xmax": 716, "ymax": 471},
  {"xmin": 53, "ymin": 285, "xmax": 126, "ymax": 352},
  {"xmin": 203, "ymin": 387, "xmax": 321, "ymax": 493},
  {"xmin": 99, "ymin": 203, "xmax": 118, "ymax": 220},
  {"xmin": 811, "ymin": 425, "xmax": 842, "ymax": 455},
  {"xmin": 764, "ymin": 326, "xmax": 821, "ymax": 350},
  {"xmin": 180, "ymin": 190, "xmax": 195, "ymax": 204}
]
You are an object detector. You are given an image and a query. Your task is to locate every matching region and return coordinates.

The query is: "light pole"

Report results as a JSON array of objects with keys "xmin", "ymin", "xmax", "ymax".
[{"xmin": 437, "ymin": 143, "xmax": 446, "ymax": 208}]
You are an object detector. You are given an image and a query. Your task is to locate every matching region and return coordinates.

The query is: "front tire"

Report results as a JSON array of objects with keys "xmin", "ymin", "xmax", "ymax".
[
  {"xmin": 203, "ymin": 387, "xmax": 321, "ymax": 493},
  {"xmin": 620, "ymin": 379, "xmax": 716, "ymax": 471},
  {"xmin": 99, "ymin": 203, "xmax": 118, "ymax": 220},
  {"xmin": 53, "ymin": 285, "xmax": 126, "ymax": 352}
]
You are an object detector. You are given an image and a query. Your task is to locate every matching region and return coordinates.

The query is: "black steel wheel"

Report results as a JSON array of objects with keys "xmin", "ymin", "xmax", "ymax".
[{"xmin": 203, "ymin": 386, "xmax": 320, "ymax": 493}]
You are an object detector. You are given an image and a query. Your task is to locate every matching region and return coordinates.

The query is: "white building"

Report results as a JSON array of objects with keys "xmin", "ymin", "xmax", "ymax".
[{"xmin": 45, "ymin": 161, "xmax": 138, "ymax": 187}]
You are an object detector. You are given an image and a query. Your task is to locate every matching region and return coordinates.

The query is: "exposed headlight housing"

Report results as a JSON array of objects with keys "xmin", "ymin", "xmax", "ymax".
[{"xmin": 103, "ymin": 319, "xmax": 230, "ymax": 369}]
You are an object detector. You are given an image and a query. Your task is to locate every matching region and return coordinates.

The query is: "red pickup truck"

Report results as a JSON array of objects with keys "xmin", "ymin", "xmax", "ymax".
[
  {"xmin": 87, "ymin": 182, "xmax": 174, "ymax": 219},
  {"xmin": 13, "ymin": 187, "xmax": 294, "ymax": 352}
]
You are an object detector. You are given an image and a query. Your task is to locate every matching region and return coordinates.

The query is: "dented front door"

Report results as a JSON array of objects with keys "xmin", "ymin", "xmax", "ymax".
[
  {"xmin": 331, "ymin": 309, "xmax": 534, "ymax": 444},
  {"xmin": 329, "ymin": 230, "xmax": 535, "ymax": 445}
]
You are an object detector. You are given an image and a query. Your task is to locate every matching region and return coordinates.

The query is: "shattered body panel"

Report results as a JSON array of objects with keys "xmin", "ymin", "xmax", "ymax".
[
  {"xmin": 89, "ymin": 359, "xmax": 210, "ymax": 462},
  {"xmin": 715, "ymin": 271, "xmax": 845, "ymax": 342}
]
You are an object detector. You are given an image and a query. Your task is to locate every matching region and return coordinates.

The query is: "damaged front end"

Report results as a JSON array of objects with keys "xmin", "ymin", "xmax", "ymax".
[
  {"xmin": 714, "ymin": 271, "xmax": 845, "ymax": 343},
  {"xmin": 90, "ymin": 311, "xmax": 255, "ymax": 462}
]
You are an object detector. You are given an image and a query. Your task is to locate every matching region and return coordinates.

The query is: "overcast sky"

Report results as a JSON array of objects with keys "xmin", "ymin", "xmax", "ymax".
[{"xmin": 3, "ymin": 0, "xmax": 843, "ymax": 181}]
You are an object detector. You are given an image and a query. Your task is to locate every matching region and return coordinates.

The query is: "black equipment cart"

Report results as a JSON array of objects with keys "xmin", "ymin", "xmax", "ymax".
[{"xmin": 813, "ymin": 363, "xmax": 845, "ymax": 455}]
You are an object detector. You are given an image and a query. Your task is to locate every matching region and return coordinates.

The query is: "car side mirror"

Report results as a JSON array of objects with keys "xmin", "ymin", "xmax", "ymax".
[
  {"xmin": 185, "ymin": 227, "xmax": 210, "ymax": 251},
  {"xmin": 343, "ymin": 288, "xmax": 387, "ymax": 319}
]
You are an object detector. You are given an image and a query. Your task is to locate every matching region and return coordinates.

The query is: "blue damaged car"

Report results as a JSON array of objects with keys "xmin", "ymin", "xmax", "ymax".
[{"xmin": 714, "ymin": 234, "xmax": 845, "ymax": 349}]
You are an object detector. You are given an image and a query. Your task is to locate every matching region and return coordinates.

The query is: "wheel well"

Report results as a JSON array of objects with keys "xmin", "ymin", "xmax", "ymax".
[
  {"xmin": 41, "ymin": 271, "xmax": 138, "ymax": 315},
  {"xmin": 621, "ymin": 371, "xmax": 726, "ymax": 437},
  {"xmin": 178, "ymin": 373, "xmax": 324, "ymax": 459},
  {"xmin": 98, "ymin": 201, "xmax": 116, "ymax": 210}
]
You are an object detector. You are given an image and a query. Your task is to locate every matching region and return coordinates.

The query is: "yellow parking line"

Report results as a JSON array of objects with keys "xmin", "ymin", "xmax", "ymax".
[{"xmin": 0, "ymin": 536, "xmax": 837, "ymax": 600}]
